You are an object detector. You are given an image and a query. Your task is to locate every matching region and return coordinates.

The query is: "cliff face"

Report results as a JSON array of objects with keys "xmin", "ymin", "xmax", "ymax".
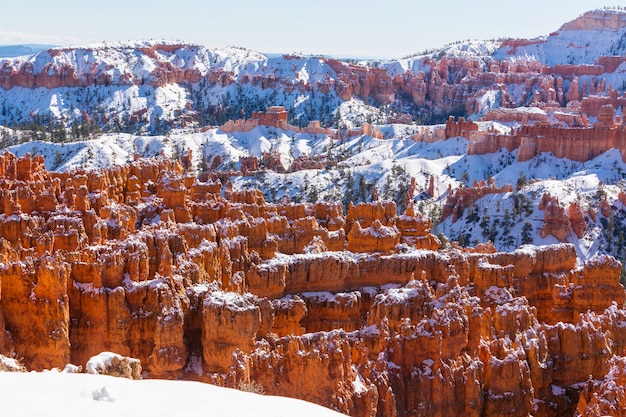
[
  {"xmin": 441, "ymin": 177, "xmax": 514, "ymax": 222},
  {"xmin": 448, "ymin": 107, "xmax": 626, "ymax": 163},
  {"xmin": 559, "ymin": 9, "xmax": 626, "ymax": 32},
  {"xmin": 0, "ymin": 43, "xmax": 203, "ymax": 90},
  {"xmin": 3, "ymin": 10, "xmax": 626, "ymax": 132},
  {"xmin": 0, "ymin": 151, "xmax": 625, "ymax": 417}
]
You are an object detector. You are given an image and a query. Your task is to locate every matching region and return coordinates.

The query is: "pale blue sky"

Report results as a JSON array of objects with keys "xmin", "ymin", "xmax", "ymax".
[{"xmin": 3, "ymin": 1, "xmax": 626, "ymax": 59}]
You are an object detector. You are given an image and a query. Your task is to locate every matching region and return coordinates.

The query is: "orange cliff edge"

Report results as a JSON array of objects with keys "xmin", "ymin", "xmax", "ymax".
[{"xmin": 444, "ymin": 105, "xmax": 626, "ymax": 163}]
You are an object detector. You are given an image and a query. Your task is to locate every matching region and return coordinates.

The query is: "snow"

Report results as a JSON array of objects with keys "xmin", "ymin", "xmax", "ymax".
[
  {"xmin": 384, "ymin": 40, "xmax": 499, "ymax": 76},
  {"xmin": 3, "ymin": 15, "xmax": 626, "ymax": 262},
  {"xmin": 0, "ymin": 371, "xmax": 347, "ymax": 417},
  {"xmin": 421, "ymin": 359, "xmax": 435, "ymax": 377},
  {"xmin": 351, "ymin": 365, "xmax": 368, "ymax": 394},
  {"xmin": 85, "ymin": 352, "xmax": 132, "ymax": 375},
  {"xmin": 376, "ymin": 284, "xmax": 425, "ymax": 305},
  {"xmin": 0, "ymin": 355, "xmax": 25, "ymax": 371},
  {"xmin": 203, "ymin": 290, "xmax": 259, "ymax": 312},
  {"xmin": 301, "ymin": 291, "xmax": 360, "ymax": 307},
  {"xmin": 551, "ymin": 384, "xmax": 566, "ymax": 396},
  {"xmin": 484, "ymin": 286, "xmax": 513, "ymax": 305},
  {"xmin": 491, "ymin": 12, "xmax": 626, "ymax": 66},
  {"xmin": 301, "ymin": 291, "xmax": 337, "ymax": 303}
]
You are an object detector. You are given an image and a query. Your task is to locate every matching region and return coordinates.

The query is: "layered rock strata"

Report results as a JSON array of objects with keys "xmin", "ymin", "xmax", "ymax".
[
  {"xmin": 3, "ymin": 11, "xmax": 626, "ymax": 141},
  {"xmin": 0, "ymin": 152, "xmax": 624, "ymax": 417}
]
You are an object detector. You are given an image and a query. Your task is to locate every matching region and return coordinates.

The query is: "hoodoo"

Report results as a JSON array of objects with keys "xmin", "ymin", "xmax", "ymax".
[{"xmin": 0, "ymin": 151, "xmax": 623, "ymax": 416}]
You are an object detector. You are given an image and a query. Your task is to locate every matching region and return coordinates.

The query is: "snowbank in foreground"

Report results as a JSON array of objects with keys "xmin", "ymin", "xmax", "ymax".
[{"xmin": 0, "ymin": 371, "xmax": 347, "ymax": 417}]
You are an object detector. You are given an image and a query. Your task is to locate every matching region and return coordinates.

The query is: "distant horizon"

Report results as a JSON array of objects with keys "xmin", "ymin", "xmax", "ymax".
[
  {"xmin": 2, "ymin": 1, "xmax": 626, "ymax": 60},
  {"xmin": 0, "ymin": 43, "xmax": 395, "ymax": 61}
]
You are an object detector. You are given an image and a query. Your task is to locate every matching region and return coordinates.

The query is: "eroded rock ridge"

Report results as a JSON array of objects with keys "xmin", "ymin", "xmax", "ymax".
[{"xmin": 0, "ymin": 152, "xmax": 623, "ymax": 416}]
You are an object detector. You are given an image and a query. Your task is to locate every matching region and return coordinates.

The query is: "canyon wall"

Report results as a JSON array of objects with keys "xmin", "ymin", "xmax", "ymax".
[
  {"xmin": 220, "ymin": 106, "xmax": 336, "ymax": 139},
  {"xmin": 446, "ymin": 107, "xmax": 626, "ymax": 163},
  {"xmin": 0, "ymin": 152, "xmax": 624, "ymax": 417},
  {"xmin": 1, "ymin": 32, "xmax": 625, "ymax": 131}
]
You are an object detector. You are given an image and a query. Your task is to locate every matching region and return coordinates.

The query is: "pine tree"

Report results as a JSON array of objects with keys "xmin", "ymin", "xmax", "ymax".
[
  {"xmin": 359, "ymin": 174, "xmax": 367, "ymax": 202},
  {"xmin": 521, "ymin": 222, "xmax": 533, "ymax": 244}
]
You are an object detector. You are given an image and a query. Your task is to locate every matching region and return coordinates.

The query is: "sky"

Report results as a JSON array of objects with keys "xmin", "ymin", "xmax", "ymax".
[{"xmin": 2, "ymin": 1, "xmax": 626, "ymax": 59}]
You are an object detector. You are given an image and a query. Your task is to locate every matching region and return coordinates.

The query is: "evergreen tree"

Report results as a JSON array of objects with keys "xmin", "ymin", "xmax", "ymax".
[{"xmin": 521, "ymin": 222, "xmax": 533, "ymax": 244}]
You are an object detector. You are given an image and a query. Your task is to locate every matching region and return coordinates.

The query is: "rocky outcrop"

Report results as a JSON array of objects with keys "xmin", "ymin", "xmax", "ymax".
[
  {"xmin": 220, "ymin": 106, "xmax": 336, "ymax": 139},
  {"xmin": 0, "ymin": 354, "xmax": 25, "ymax": 372},
  {"xmin": 560, "ymin": 9, "xmax": 626, "ymax": 32},
  {"xmin": 569, "ymin": 201, "xmax": 587, "ymax": 238},
  {"xmin": 347, "ymin": 220, "xmax": 400, "ymax": 253},
  {"xmin": 448, "ymin": 110, "xmax": 626, "ymax": 163},
  {"xmin": 396, "ymin": 205, "xmax": 441, "ymax": 250},
  {"xmin": 442, "ymin": 178, "xmax": 514, "ymax": 222},
  {"xmin": 576, "ymin": 355, "xmax": 626, "ymax": 417},
  {"xmin": 85, "ymin": 351, "xmax": 142, "ymax": 380},
  {"xmin": 0, "ymin": 152, "xmax": 626, "ymax": 417},
  {"xmin": 539, "ymin": 193, "xmax": 571, "ymax": 241},
  {"xmin": 1, "ymin": 255, "xmax": 71, "ymax": 371},
  {"xmin": 202, "ymin": 291, "xmax": 260, "ymax": 373}
]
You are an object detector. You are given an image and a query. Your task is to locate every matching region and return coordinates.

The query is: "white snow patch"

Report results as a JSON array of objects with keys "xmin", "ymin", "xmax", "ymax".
[{"xmin": 0, "ymin": 371, "xmax": 346, "ymax": 417}]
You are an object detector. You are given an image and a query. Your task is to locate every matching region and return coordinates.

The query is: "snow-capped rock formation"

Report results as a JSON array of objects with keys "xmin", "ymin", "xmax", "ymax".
[
  {"xmin": 3, "ymin": 11, "xmax": 626, "ymax": 415},
  {"xmin": 0, "ymin": 151, "xmax": 625, "ymax": 417},
  {"xmin": 1, "ymin": 9, "xmax": 626, "ymax": 133}
]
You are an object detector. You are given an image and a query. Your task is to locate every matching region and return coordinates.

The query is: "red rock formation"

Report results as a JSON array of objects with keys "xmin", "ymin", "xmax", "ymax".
[
  {"xmin": 347, "ymin": 219, "xmax": 400, "ymax": 253},
  {"xmin": 238, "ymin": 156, "xmax": 259, "ymax": 176},
  {"xmin": 233, "ymin": 330, "xmax": 378, "ymax": 417},
  {"xmin": 460, "ymin": 114, "xmax": 626, "ymax": 163},
  {"xmin": 396, "ymin": 205, "xmax": 441, "ymax": 250},
  {"xmin": 346, "ymin": 200, "xmax": 397, "ymax": 231},
  {"xmin": 269, "ymin": 296, "xmax": 307, "ymax": 336},
  {"xmin": 560, "ymin": 9, "xmax": 626, "ymax": 31},
  {"xmin": 202, "ymin": 291, "xmax": 260, "ymax": 373},
  {"xmin": 441, "ymin": 178, "xmax": 513, "ymax": 222},
  {"xmin": 576, "ymin": 356, "xmax": 626, "ymax": 417},
  {"xmin": 252, "ymin": 106, "xmax": 288, "ymax": 127},
  {"xmin": 483, "ymin": 108, "xmax": 550, "ymax": 124},
  {"xmin": 539, "ymin": 193, "xmax": 571, "ymax": 241},
  {"xmin": 1, "ymin": 152, "xmax": 626, "ymax": 417},
  {"xmin": 427, "ymin": 175, "xmax": 435, "ymax": 197},
  {"xmin": 445, "ymin": 115, "xmax": 479, "ymax": 138},
  {"xmin": 1, "ymin": 255, "xmax": 70, "ymax": 370},
  {"xmin": 85, "ymin": 351, "xmax": 142, "ymax": 380},
  {"xmin": 569, "ymin": 201, "xmax": 586, "ymax": 238},
  {"xmin": 221, "ymin": 106, "xmax": 335, "ymax": 139},
  {"xmin": 343, "ymin": 123, "xmax": 384, "ymax": 140}
]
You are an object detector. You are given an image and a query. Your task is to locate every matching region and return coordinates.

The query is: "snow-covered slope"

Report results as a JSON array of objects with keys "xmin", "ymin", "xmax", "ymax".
[
  {"xmin": 492, "ymin": 9, "xmax": 626, "ymax": 65},
  {"xmin": 0, "ymin": 40, "xmax": 348, "ymax": 132},
  {"xmin": 1, "ymin": 9, "xmax": 626, "ymax": 133},
  {"xmin": 8, "ymin": 122, "xmax": 626, "ymax": 263},
  {"xmin": 0, "ymin": 370, "xmax": 346, "ymax": 417},
  {"xmin": 390, "ymin": 9, "xmax": 626, "ymax": 70},
  {"xmin": 2, "ymin": 9, "xmax": 626, "ymax": 263},
  {"xmin": 0, "ymin": 40, "xmax": 259, "ymax": 83},
  {"xmin": 384, "ymin": 40, "xmax": 500, "ymax": 76}
]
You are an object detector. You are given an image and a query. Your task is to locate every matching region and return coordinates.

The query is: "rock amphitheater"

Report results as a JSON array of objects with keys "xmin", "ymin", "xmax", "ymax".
[{"xmin": 0, "ymin": 150, "xmax": 623, "ymax": 417}]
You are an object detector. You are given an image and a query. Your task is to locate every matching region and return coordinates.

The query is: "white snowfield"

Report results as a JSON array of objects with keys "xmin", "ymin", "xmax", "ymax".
[{"xmin": 0, "ymin": 370, "xmax": 347, "ymax": 417}]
